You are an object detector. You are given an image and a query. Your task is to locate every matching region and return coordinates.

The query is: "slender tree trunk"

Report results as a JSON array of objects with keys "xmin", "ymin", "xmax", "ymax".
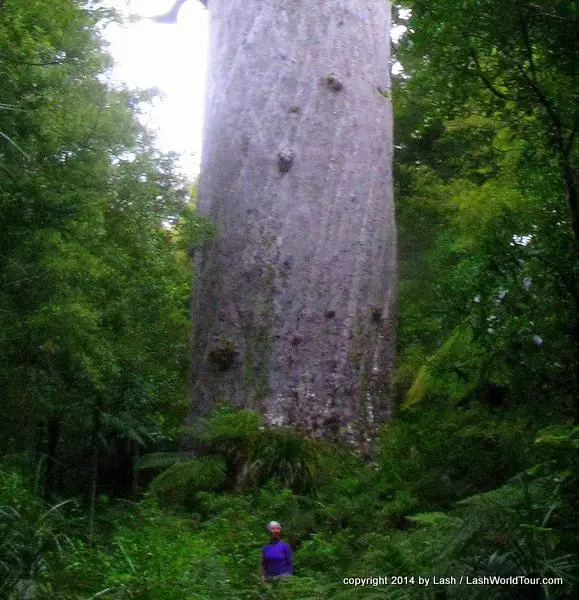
[
  {"xmin": 44, "ymin": 416, "xmax": 60, "ymax": 500},
  {"xmin": 560, "ymin": 159, "xmax": 579, "ymax": 261},
  {"xmin": 556, "ymin": 154, "xmax": 579, "ymax": 413},
  {"xmin": 111, "ymin": 437, "xmax": 137, "ymax": 498},
  {"xmin": 88, "ymin": 403, "xmax": 100, "ymax": 539},
  {"xmin": 132, "ymin": 441, "xmax": 139, "ymax": 496},
  {"xmin": 191, "ymin": 0, "xmax": 395, "ymax": 446}
]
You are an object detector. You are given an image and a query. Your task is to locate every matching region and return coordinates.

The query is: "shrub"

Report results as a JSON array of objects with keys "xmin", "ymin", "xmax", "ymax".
[
  {"xmin": 0, "ymin": 464, "xmax": 75, "ymax": 599},
  {"xmin": 149, "ymin": 456, "xmax": 227, "ymax": 510},
  {"xmin": 199, "ymin": 406, "xmax": 342, "ymax": 494}
]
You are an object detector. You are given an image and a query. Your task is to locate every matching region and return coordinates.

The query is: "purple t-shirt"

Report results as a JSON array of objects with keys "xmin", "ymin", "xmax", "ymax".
[{"xmin": 262, "ymin": 539, "xmax": 293, "ymax": 577}]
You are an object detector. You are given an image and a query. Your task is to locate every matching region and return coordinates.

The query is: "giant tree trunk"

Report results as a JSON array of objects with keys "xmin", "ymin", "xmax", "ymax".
[{"xmin": 191, "ymin": 0, "xmax": 395, "ymax": 446}]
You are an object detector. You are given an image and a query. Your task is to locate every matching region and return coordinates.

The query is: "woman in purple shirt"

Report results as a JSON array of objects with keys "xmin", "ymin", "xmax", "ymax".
[{"xmin": 260, "ymin": 521, "xmax": 293, "ymax": 583}]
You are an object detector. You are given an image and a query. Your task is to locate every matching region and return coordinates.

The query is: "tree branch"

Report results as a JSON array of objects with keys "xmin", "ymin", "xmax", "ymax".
[
  {"xmin": 518, "ymin": 9, "xmax": 539, "ymax": 81},
  {"xmin": 0, "ymin": 51, "xmax": 71, "ymax": 67},
  {"xmin": 525, "ymin": 3, "xmax": 568, "ymax": 22},
  {"xmin": 516, "ymin": 10, "xmax": 566, "ymax": 154},
  {"xmin": 469, "ymin": 49, "xmax": 509, "ymax": 100},
  {"xmin": 564, "ymin": 113, "xmax": 579, "ymax": 158}
]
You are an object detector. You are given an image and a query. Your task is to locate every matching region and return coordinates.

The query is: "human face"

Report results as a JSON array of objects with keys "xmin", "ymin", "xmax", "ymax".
[{"xmin": 269, "ymin": 526, "xmax": 282, "ymax": 539}]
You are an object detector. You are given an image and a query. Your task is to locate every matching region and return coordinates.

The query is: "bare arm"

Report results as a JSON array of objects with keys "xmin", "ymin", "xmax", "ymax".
[
  {"xmin": 260, "ymin": 549, "xmax": 266, "ymax": 581},
  {"xmin": 286, "ymin": 543, "xmax": 294, "ymax": 574}
]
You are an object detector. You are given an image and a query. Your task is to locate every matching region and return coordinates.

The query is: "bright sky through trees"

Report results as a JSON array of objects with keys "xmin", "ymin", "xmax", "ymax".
[{"xmin": 104, "ymin": 0, "xmax": 209, "ymax": 177}]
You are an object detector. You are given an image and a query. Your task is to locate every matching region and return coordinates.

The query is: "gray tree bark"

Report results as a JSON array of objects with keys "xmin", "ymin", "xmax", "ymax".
[{"xmin": 190, "ymin": 0, "xmax": 395, "ymax": 447}]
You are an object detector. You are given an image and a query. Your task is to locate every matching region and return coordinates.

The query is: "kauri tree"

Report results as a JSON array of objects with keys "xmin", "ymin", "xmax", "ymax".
[{"xmin": 189, "ymin": 0, "xmax": 396, "ymax": 446}]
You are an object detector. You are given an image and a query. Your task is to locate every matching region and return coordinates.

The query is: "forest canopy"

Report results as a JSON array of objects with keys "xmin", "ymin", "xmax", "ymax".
[{"xmin": 0, "ymin": 1, "xmax": 577, "ymax": 599}]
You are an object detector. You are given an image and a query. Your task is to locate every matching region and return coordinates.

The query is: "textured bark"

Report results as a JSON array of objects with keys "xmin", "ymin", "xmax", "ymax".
[{"xmin": 190, "ymin": 0, "xmax": 395, "ymax": 446}]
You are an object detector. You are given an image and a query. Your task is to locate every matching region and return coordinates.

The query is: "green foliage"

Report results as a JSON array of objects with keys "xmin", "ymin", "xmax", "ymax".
[
  {"xmin": 392, "ymin": 2, "xmax": 578, "ymax": 544},
  {"xmin": 0, "ymin": 2, "xmax": 577, "ymax": 600},
  {"xmin": 378, "ymin": 404, "xmax": 532, "ymax": 509},
  {"xmin": 0, "ymin": 0, "xmax": 212, "ymax": 503},
  {"xmin": 0, "ymin": 463, "xmax": 78, "ymax": 600},
  {"xmin": 243, "ymin": 428, "xmax": 325, "ymax": 492},
  {"xmin": 197, "ymin": 406, "xmax": 341, "ymax": 493},
  {"xmin": 394, "ymin": 0, "xmax": 579, "ymax": 422},
  {"xmin": 55, "ymin": 504, "xmax": 238, "ymax": 600},
  {"xmin": 403, "ymin": 326, "xmax": 483, "ymax": 408},
  {"xmin": 535, "ymin": 425, "xmax": 579, "ymax": 452},
  {"xmin": 200, "ymin": 405, "xmax": 263, "ymax": 450},
  {"xmin": 149, "ymin": 457, "xmax": 227, "ymax": 509},
  {"xmin": 135, "ymin": 451, "xmax": 193, "ymax": 470}
]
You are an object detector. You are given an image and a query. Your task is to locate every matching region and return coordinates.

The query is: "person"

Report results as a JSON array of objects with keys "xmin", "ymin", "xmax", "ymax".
[{"xmin": 260, "ymin": 521, "xmax": 293, "ymax": 583}]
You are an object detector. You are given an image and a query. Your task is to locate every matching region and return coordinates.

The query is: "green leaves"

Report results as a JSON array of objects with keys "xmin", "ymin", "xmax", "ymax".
[
  {"xmin": 0, "ymin": 0, "xmax": 212, "ymax": 507},
  {"xmin": 195, "ymin": 406, "xmax": 341, "ymax": 494},
  {"xmin": 0, "ymin": 465, "xmax": 77, "ymax": 599},
  {"xmin": 403, "ymin": 326, "xmax": 483, "ymax": 408},
  {"xmin": 535, "ymin": 426, "xmax": 579, "ymax": 451},
  {"xmin": 149, "ymin": 457, "xmax": 228, "ymax": 509}
]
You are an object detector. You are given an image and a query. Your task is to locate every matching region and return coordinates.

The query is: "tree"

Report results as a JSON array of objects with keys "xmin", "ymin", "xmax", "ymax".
[
  {"xmin": 400, "ymin": 0, "xmax": 578, "ymax": 256},
  {"xmin": 190, "ymin": 1, "xmax": 396, "ymax": 446},
  {"xmin": 0, "ymin": 0, "xmax": 202, "ymax": 506},
  {"xmin": 395, "ymin": 0, "xmax": 579, "ymax": 413},
  {"xmin": 389, "ymin": 1, "xmax": 578, "ymax": 510}
]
